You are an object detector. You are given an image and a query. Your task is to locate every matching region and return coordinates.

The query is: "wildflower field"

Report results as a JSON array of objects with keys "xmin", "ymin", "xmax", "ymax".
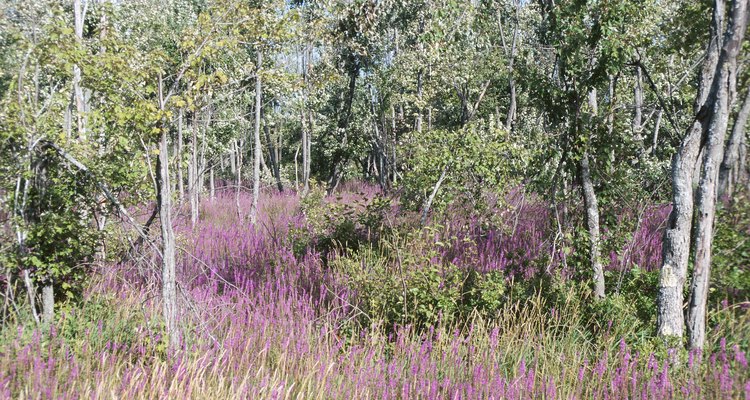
[{"xmin": 2, "ymin": 185, "xmax": 748, "ymax": 399}]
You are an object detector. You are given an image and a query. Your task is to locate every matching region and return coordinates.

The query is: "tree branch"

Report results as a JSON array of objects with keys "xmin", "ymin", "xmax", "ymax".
[{"xmin": 39, "ymin": 140, "xmax": 162, "ymax": 258}]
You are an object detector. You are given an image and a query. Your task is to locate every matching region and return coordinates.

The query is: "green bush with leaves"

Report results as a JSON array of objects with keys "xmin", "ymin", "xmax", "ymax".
[
  {"xmin": 331, "ymin": 234, "xmax": 510, "ymax": 334},
  {"xmin": 295, "ymin": 182, "xmax": 395, "ymax": 262},
  {"xmin": 399, "ymin": 119, "xmax": 523, "ymax": 216},
  {"xmin": 5, "ymin": 150, "xmax": 100, "ymax": 307}
]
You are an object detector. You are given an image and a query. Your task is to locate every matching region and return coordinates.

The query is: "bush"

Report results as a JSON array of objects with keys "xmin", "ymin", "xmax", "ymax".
[
  {"xmin": 296, "ymin": 182, "xmax": 393, "ymax": 263},
  {"xmin": 398, "ymin": 121, "xmax": 520, "ymax": 217},
  {"xmin": 331, "ymin": 233, "xmax": 510, "ymax": 334}
]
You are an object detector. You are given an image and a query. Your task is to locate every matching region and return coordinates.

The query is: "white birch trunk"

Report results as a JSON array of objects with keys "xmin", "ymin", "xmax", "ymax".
[{"xmin": 250, "ymin": 50, "xmax": 262, "ymax": 224}]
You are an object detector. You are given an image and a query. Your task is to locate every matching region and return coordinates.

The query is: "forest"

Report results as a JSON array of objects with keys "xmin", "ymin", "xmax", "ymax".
[{"xmin": 0, "ymin": 0, "xmax": 749, "ymax": 398}]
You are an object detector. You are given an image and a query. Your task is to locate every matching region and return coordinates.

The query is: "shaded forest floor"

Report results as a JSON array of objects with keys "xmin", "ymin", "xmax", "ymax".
[{"xmin": 1, "ymin": 184, "xmax": 749, "ymax": 399}]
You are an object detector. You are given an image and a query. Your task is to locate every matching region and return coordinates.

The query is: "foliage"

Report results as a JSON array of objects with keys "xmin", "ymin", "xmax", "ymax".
[
  {"xmin": 711, "ymin": 196, "xmax": 750, "ymax": 304},
  {"xmin": 399, "ymin": 120, "xmax": 520, "ymax": 215},
  {"xmin": 0, "ymin": 191, "xmax": 748, "ymax": 398},
  {"xmin": 297, "ymin": 181, "xmax": 395, "ymax": 264},
  {"xmin": 0, "ymin": 0, "xmax": 748, "ymax": 397}
]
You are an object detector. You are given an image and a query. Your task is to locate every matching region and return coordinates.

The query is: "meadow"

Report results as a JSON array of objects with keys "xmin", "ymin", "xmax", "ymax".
[{"xmin": 1, "ymin": 185, "xmax": 748, "ymax": 399}]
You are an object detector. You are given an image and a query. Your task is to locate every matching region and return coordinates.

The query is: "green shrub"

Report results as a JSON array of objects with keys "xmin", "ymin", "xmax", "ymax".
[
  {"xmin": 296, "ymin": 182, "xmax": 394, "ymax": 262},
  {"xmin": 332, "ymin": 234, "xmax": 510, "ymax": 334},
  {"xmin": 398, "ymin": 121, "xmax": 520, "ymax": 216}
]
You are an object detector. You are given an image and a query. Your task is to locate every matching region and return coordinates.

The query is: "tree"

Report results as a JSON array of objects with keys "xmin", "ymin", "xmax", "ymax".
[
  {"xmin": 0, "ymin": 0, "xmax": 163, "ymax": 327},
  {"xmin": 525, "ymin": 0, "xmax": 655, "ymax": 299},
  {"xmin": 719, "ymin": 84, "xmax": 750, "ymax": 197},
  {"xmin": 657, "ymin": 0, "xmax": 747, "ymax": 349},
  {"xmin": 250, "ymin": 49, "xmax": 262, "ymax": 223}
]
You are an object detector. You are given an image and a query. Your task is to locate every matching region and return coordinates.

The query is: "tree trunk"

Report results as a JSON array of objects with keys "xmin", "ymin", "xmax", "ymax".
[
  {"xmin": 199, "ymin": 104, "xmax": 210, "ymax": 201},
  {"xmin": 99, "ymin": 0, "xmax": 108, "ymax": 53},
  {"xmin": 264, "ymin": 118, "xmax": 283, "ymax": 192},
  {"xmin": 740, "ymin": 131, "xmax": 749, "ymax": 190},
  {"xmin": 209, "ymin": 165, "xmax": 215, "ymax": 201},
  {"xmin": 686, "ymin": 0, "xmax": 747, "ymax": 350},
  {"xmin": 505, "ymin": 21, "xmax": 518, "ymax": 131},
  {"xmin": 327, "ymin": 66, "xmax": 358, "ymax": 194},
  {"xmin": 651, "ymin": 109, "xmax": 663, "ymax": 156},
  {"xmin": 41, "ymin": 282, "xmax": 54, "ymax": 325},
  {"xmin": 72, "ymin": 0, "xmax": 86, "ymax": 141},
  {"xmin": 719, "ymin": 86, "xmax": 750, "ymax": 197},
  {"xmin": 581, "ymin": 152, "xmax": 606, "ymax": 299},
  {"xmin": 657, "ymin": 0, "xmax": 745, "ymax": 344},
  {"xmin": 235, "ymin": 139, "xmax": 243, "ymax": 221},
  {"xmin": 583, "ymin": 88, "xmax": 606, "ymax": 299},
  {"xmin": 391, "ymin": 105, "xmax": 398, "ymax": 185},
  {"xmin": 275, "ymin": 127, "xmax": 283, "ymax": 191},
  {"xmin": 606, "ymin": 75, "xmax": 617, "ymax": 174},
  {"xmin": 498, "ymin": 0, "xmax": 520, "ymax": 130},
  {"xmin": 294, "ymin": 144, "xmax": 300, "ymax": 192},
  {"xmin": 158, "ymin": 128, "xmax": 178, "ymax": 351},
  {"xmin": 306, "ymin": 111, "xmax": 313, "ymax": 190},
  {"xmin": 633, "ymin": 65, "xmax": 645, "ymax": 156},
  {"xmin": 506, "ymin": 77, "xmax": 517, "ymax": 131},
  {"xmin": 416, "ymin": 68, "xmax": 423, "ymax": 133},
  {"xmin": 657, "ymin": 0, "xmax": 724, "ymax": 341},
  {"xmin": 301, "ymin": 43, "xmax": 312, "ymax": 194},
  {"xmin": 229, "ymin": 140, "xmax": 237, "ymax": 178},
  {"xmin": 157, "ymin": 78, "xmax": 179, "ymax": 352},
  {"xmin": 415, "ymin": 18, "xmax": 425, "ymax": 133},
  {"xmin": 301, "ymin": 111, "xmax": 309, "ymax": 193},
  {"xmin": 658, "ymin": 119, "xmax": 705, "ymax": 339},
  {"xmin": 22, "ymin": 270, "xmax": 40, "ymax": 325},
  {"xmin": 421, "ymin": 165, "xmax": 449, "ymax": 226},
  {"xmin": 177, "ymin": 109, "xmax": 184, "ymax": 200},
  {"xmin": 189, "ymin": 111, "xmax": 199, "ymax": 227},
  {"xmin": 259, "ymin": 142, "xmax": 269, "ymax": 175},
  {"xmin": 369, "ymin": 84, "xmax": 387, "ymax": 190},
  {"xmin": 250, "ymin": 50, "xmax": 263, "ymax": 224}
]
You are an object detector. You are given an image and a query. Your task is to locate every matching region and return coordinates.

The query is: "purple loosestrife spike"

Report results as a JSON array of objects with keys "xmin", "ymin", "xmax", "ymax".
[{"xmin": 734, "ymin": 346, "xmax": 748, "ymax": 369}]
